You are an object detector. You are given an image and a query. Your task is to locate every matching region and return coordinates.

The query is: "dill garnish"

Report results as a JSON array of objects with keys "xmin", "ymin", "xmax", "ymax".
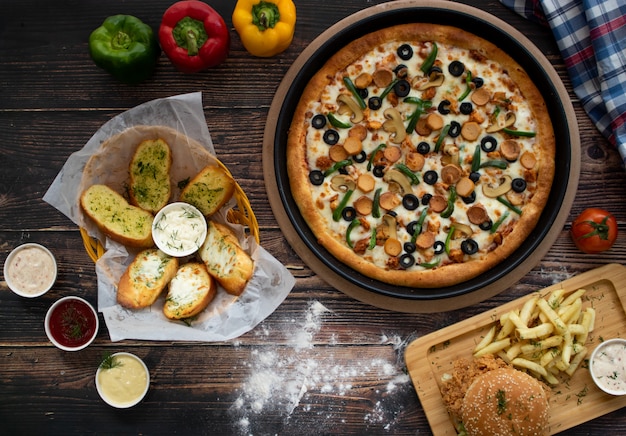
[{"xmin": 99, "ymin": 353, "xmax": 122, "ymax": 370}]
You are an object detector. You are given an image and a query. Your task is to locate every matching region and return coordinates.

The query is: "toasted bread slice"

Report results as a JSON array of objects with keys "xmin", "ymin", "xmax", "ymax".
[
  {"xmin": 163, "ymin": 262, "xmax": 216, "ymax": 320},
  {"xmin": 117, "ymin": 249, "xmax": 179, "ymax": 309},
  {"xmin": 179, "ymin": 165, "xmax": 236, "ymax": 217},
  {"xmin": 199, "ymin": 221, "xmax": 254, "ymax": 296},
  {"xmin": 129, "ymin": 138, "xmax": 172, "ymax": 213},
  {"xmin": 80, "ymin": 184, "xmax": 154, "ymax": 247}
]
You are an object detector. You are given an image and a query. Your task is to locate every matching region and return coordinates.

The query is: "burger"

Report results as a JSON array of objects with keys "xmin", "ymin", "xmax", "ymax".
[{"xmin": 440, "ymin": 355, "xmax": 550, "ymax": 436}]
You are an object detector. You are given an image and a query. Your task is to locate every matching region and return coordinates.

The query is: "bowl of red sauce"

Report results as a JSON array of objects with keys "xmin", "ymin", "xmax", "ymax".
[{"xmin": 44, "ymin": 296, "xmax": 99, "ymax": 351}]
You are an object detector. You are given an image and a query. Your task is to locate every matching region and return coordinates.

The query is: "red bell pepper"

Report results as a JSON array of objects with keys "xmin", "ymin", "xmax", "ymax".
[{"xmin": 158, "ymin": 0, "xmax": 230, "ymax": 73}]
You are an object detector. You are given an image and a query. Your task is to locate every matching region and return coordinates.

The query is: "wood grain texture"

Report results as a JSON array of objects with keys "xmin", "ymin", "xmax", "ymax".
[{"xmin": 1, "ymin": 0, "xmax": 625, "ymax": 434}]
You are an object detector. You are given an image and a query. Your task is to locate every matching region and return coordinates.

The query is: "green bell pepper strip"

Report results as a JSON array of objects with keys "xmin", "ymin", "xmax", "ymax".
[
  {"xmin": 327, "ymin": 113, "xmax": 351, "ymax": 129},
  {"xmin": 380, "ymin": 79, "xmax": 399, "ymax": 100},
  {"xmin": 444, "ymin": 224, "xmax": 455, "ymax": 255},
  {"xmin": 471, "ymin": 145, "xmax": 481, "ymax": 172},
  {"xmin": 420, "ymin": 258, "xmax": 441, "ymax": 269},
  {"xmin": 502, "ymin": 128, "xmax": 537, "ymax": 137},
  {"xmin": 346, "ymin": 219, "xmax": 361, "ymax": 248},
  {"xmin": 343, "ymin": 77, "xmax": 367, "ymax": 109},
  {"xmin": 480, "ymin": 160, "xmax": 508, "ymax": 170},
  {"xmin": 372, "ymin": 187, "xmax": 382, "ymax": 219},
  {"xmin": 491, "ymin": 211, "xmax": 510, "ymax": 233},
  {"xmin": 368, "ymin": 227, "xmax": 377, "ymax": 250},
  {"xmin": 440, "ymin": 186, "xmax": 457, "ymax": 219},
  {"xmin": 394, "ymin": 163, "xmax": 420, "ymax": 185},
  {"xmin": 434, "ymin": 124, "xmax": 451, "ymax": 152},
  {"xmin": 420, "ymin": 42, "xmax": 438, "ymax": 74},
  {"xmin": 367, "ymin": 143, "xmax": 386, "ymax": 171},
  {"xmin": 89, "ymin": 15, "xmax": 161, "ymax": 84},
  {"xmin": 323, "ymin": 159, "xmax": 351, "ymax": 177},
  {"xmin": 497, "ymin": 196, "xmax": 523, "ymax": 215},
  {"xmin": 410, "ymin": 207, "xmax": 428, "ymax": 243},
  {"xmin": 458, "ymin": 70, "xmax": 473, "ymax": 102},
  {"xmin": 404, "ymin": 97, "xmax": 433, "ymax": 133},
  {"xmin": 332, "ymin": 189, "xmax": 354, "ymax": 222}
]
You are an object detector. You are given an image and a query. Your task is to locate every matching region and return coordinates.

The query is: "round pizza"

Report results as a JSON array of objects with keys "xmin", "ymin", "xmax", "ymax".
[{"xmin": 286, "ymin": 23, "xmax": 555, "ymax": 288}]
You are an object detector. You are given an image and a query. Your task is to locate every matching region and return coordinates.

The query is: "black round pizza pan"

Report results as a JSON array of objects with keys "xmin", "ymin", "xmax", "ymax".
[{"xmin": 263, "ymin": 0, "xmax": 580, "ymax": 312}]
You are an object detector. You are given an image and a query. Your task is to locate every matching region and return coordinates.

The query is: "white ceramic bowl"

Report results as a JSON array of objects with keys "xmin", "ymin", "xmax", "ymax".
[
  {"xmin": 152, "ymin": 202, "xmax": 207, "ymax": 257},
  {"xmin": 589, "ymin": 338, "xmax": 626, "ymax": 396},
  {"xmin": 95, "ymin": 352, "xmax": 150, "ymax": 408},
  {"xmin": 44, "ymin": 296, "xmax": 99, "ymax": 351},
  {"xmin": 4, "ymin": 243, "xmax": 57, "ymax": 298}
]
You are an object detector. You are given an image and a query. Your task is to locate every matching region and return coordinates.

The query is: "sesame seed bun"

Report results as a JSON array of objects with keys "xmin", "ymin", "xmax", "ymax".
[{"xmin": 461, "ymin": 367, "xmax": 550, "ymax": 436}]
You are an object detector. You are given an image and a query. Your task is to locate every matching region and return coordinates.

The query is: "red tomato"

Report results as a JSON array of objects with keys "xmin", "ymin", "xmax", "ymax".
[{"xmin": 571, "ymin": 208, "xmax": 618, "ymax": 254}]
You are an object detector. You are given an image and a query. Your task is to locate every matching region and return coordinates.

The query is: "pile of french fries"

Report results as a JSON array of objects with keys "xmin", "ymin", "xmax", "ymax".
[{"xmin": 473, "ymin": 288, "xmax": 595, "ymax": 385}]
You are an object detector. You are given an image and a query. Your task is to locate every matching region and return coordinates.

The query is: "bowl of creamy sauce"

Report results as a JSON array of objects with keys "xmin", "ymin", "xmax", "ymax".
[
  {"xmin": 4, "ymin": 243, "xmax": 57, "ymax": 298},
  {"xmin": 44, "ymin": 296, "xmax": 99, "ymax": 351},
  {"xmin": 96, "ymin": 352, "xmax": 150, "ymax": 408},
  {"xmin": 589, "ymin": 338, "xmax": 626, "ymax": 396},
  {"xmin": 152, "ymin": 202, "xmax": 207, "ymax": 257}
]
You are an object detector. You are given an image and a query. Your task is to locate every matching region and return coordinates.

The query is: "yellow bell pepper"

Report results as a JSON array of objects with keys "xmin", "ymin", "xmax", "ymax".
[{"xmin": 232, "ymin": 0, "xmax": 296, "ymax": 57}]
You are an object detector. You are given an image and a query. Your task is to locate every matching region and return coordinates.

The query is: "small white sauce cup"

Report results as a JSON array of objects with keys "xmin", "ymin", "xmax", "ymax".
[
  {"xmin": 44, "ymin": 296, "xmax": 99, "ymax": 352},
  {"xmin": 95, "ymin": 352, "xmax": 150, "ymax": 408},
  {"xmin": 152, "ymin": 202, "xmax": 207, "ymax": 257},
  {"xmin": 589, "ymin": 338, "xmax": 626, "ymax": 396},
  {"xmin": 4, "ymin": 243, "xmax": 57, "ymax": 298}
]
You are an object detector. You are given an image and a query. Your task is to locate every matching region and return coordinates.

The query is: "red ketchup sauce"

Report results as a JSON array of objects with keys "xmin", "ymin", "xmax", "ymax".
[{"xmin": 48, "ymin": 299, "xmax": 97, "ymax": 348}]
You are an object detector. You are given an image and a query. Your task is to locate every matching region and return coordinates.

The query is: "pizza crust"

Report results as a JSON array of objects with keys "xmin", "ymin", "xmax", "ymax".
[{"xmin": 287, "ymin": 23, "xmax": 555, "ymax": 288}]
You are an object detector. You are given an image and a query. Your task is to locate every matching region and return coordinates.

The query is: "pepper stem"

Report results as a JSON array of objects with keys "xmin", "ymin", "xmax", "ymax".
[
  {"xmin": 173, "ymin": 17, "xmax": 208, "ymax": 56},
  {"xmin": 252, "ymin": 1, "xmax": 280, "ymax": 31},
  {"xmin": 111, "ymin": 31, "xmax": 132, "ymax": 50}
]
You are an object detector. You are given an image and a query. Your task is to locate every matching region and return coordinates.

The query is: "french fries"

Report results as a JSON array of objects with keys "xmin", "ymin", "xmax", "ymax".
[{"xmin": 473, "ymin": 288, "xmax": 595, "ymax": 385}]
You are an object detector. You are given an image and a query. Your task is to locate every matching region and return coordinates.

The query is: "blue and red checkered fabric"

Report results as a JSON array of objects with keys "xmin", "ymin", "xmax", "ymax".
[{"xmin": 501, "ymin": 0, "xmax": 626, "ymax": 165}]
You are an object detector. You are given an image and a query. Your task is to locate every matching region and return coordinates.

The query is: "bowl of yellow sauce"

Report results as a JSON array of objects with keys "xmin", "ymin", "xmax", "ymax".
[
  {"xmin": 4, "ymin": 243, "xmax": 57, "ymax": 298},
  {"xmin": 96, "ymin": 352, "xmax": 150, "ymax": 408}
]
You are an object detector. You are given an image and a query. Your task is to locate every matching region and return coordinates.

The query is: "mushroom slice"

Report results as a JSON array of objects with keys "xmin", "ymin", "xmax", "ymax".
[
  {"xmin": 382, "ymin": 108, "xmax": 407, "ymax": 143},
  {"xmin": 482, "ymin": 175, "xmax": 512, "ymax": 198},
  {"xmin": 486, "ymin": 111, "xmax": 516, "ymax": 133},
  {"xmin": 337, "ymin": 94, "xmax": 364, "ymax": 124},
  {"xmin": 418, "ymin": 71, "xmax": 445, "ymax": 91},
  {"xmin": 383, "ymin": 168, "xmax": 413, "ymax": 194},
  {"xmin": 330, "ymin": 174, "xmax": 356, "ymax": 193}
]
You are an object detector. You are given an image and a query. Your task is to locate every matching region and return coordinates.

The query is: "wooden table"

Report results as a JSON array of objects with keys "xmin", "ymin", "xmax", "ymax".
[{"xmin": 1, "ymin": 0, "xmax": 625, "ymax": 434}]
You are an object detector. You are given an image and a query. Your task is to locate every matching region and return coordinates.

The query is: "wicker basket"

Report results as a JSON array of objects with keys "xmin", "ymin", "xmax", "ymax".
[{"xmin": 80, "ymin": 159, "xmax": 259, "ymax": 263}]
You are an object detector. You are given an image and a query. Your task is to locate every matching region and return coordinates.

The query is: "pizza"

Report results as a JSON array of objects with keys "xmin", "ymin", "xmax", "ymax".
[{"xmin": 286, "ymin": 23, "xmax": 555, "ymax": 288}]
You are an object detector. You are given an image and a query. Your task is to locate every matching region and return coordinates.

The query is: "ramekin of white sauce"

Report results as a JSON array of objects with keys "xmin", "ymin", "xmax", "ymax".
[
  {"xmin": 589, "ymin": 338, "xmax": 626, "ymax": 396},
  {"xmin": 4, "ymin": 243, "xmax": 57, "ymax": 298},
  {"xmin": 152, "ymin": 202, "xmax": 207, "ymax": 257},
  {"xmin": 96, "ymin": 352, "xmax": 150, "ymax": 408}
]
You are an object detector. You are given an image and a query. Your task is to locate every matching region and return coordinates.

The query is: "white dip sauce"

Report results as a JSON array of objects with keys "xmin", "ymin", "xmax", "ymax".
[
  {"xmin": 6, "ymin": 245, "xmax": 55, "ymax": 295},
  {"xmin": 98, "ymin": 354, "xmax": 148, "ymax": 407},
  {"xmin": 153, "ymin": 203, "xmax": 206, "ymax": 256},
  {"xmin": 592, "ymin": 341, "xmax": 626, "ymax": 393}
]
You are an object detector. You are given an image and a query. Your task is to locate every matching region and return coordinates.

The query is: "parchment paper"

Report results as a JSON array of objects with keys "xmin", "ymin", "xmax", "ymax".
[{"xmin": 43, "ymin": 92, "xmax": 295, "ymax": 342}]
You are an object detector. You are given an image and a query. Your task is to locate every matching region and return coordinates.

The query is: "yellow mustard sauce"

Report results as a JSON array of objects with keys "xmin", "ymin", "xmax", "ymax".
[{"xmin": 98, "ymin": 354, "xmax": 148, "ymax": 406}]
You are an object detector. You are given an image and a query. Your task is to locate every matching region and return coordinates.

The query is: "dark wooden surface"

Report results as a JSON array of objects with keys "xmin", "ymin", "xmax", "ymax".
[{"xmin": 1, "ymin": 0, "xmax": 625, "ymax": 434}]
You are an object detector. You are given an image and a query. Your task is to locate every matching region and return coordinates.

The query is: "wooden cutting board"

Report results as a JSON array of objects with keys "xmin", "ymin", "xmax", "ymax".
[{"xmin": 405, "ymin": 263, "xmax": 626, "ymax": 435}]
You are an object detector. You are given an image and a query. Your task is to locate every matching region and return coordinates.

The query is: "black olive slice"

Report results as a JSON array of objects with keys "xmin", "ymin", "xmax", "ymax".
[
  {"xmin": 406, "ymin": 220, "xmax": 418, "ymax": 235},
  {"xmin": 448, "ymin": 121, "xmax": 461, "ymax": 137},
  {"xmin": 427, "ymin": 65, "xmax": 443, "ymax": 79},
  {"xmin": 423, "ymin": 170, "xmax": 438, "ymax": 185},
  {"xmin": 402, "ymin": 194, "xmax": 419, "ymax": 211},
  {"xmin": 511, "ymin": 178, "xmax": 527, "ymax": 192},
  {"xmin": 342, "ymin": 206, "xmax": 357, "ymax": 221},
  {"xmin": 461, "ymin": 191, "xmax": 476, "ymax": 204},
  {"xmin": 469, "ymin": 171, "xmax": 481, "ymax": 183},
  {"xmin": 323, "ymin": 129, "xmax": 340, "ymax": 145},
  {"xmin": 373, "ymin": 165, "xmax": 385, "ymax": 178},
  {"xmin": 433, "ymin": 240, "xmax": 445, "ymax": 254},
  {"xmin": 421, "ymin": 193, "xmax": 433, "ymax": 205},
  {"xmin": 438, "ymin": 99, "xmax": 451, "ymax": 115},
  {"xmin": 312, "ymin": 114, "xmax": 326, "ymax": 129},
  {"xmin": 404, "ymin": 241, "xmax": 416, "ymax": 253},
  {"xmin": 399, "ymin": 253, "xmax": 416, "ymax": 269},
  {"xmin": 394, "ymin": 64, "xmax": 409, "ymax": 79},
  {"xmin": 461, "ymin": 239, "xmax": 479, "ymax": 255},
  {"xmin": 358, "ymin": 87, "xmax": 368, "ymax": 99},
  {"xmin": 448, "ymin": 60, "xmax": 465, "ymax": 77},
  {"xmin": 479, "ymin": 219, "xmax": 493, "ymax": 231},
  {"xmin": 397, "ymin": 44, "xmax": 413, "ymax": 60},
  {"xmin": 368, "ymin": 96, "xmax": 382, "ymax": 110},
  {"xmin": 309, "ymin": 170, "xmax": 324, "ymax": 186},
  {"xmin": 394, "ymin": 79, "xmax": 411, "ymax": 97},
  {"xmin": 472, "ymin": 77, "xmax": 484, "ymax": 88},
  {"xmin": 480, "ymin": 135, "xmax": 498, "ymax": 152},
  {"xmin": 353, "ymin": 150, "xmax": 367, "ymax": 163},
  {"xmin": 460, "ymin": 102, "xmax": 473, "ymax": 115},
  {"xmin": 417, "ymin": 141, "xmax": 430, "ymax": 155}
]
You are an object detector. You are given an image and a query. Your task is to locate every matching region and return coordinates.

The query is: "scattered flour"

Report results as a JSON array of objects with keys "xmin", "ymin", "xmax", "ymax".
[{"xmin": 230, "ymin": 301, "xmax": 413, "ymax": 434}]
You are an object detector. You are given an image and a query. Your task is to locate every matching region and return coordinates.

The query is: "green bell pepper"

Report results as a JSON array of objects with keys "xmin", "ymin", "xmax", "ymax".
[{"xmin": 89, "ymin": 15, "xmax": 160, "ymax": 85}]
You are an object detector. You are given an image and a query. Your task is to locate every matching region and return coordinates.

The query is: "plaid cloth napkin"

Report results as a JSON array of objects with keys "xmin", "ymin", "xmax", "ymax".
[{"xmin": 501, "ymin": 0, "xmax": 626, "ymax": 165}]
